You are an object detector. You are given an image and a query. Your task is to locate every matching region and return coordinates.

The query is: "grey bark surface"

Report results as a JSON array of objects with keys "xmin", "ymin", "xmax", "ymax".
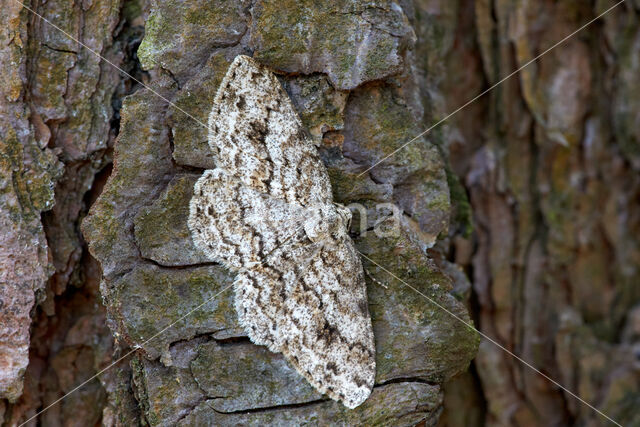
[{"xmin": 81, "ymin": 0, "xmax": 477, "ymax": 424}]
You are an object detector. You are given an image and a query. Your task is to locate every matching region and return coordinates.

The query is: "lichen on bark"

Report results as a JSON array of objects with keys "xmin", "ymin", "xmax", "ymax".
[
  {"xmin": 0, "ymin": 1, "xmax": 64, "ymax": 402},
  {"xmin": 7, "ymin": 0, "xmax": 637, "ymax": 425},
  {"xmin": 1, "ymin": 0, "xmax": 139, "ymax": 423},
  {"xmin": 81, "ymin": 0, "xmax": 478, "ymax": 424}
]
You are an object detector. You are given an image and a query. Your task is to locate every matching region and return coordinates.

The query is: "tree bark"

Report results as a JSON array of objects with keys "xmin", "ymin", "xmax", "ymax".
[
  {"xmin": 1, "ymin": 0, "xmax": 141, "ymax": 423},
  {"xmin": 419, "ymin": 1, "xmax": 640, "ymax": 426},
  {"xmin": 1, "ymin": 0, "xmax": 638, "ymax": 426}
]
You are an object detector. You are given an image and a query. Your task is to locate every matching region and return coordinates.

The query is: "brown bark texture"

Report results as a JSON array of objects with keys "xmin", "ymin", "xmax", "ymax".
[{"xmin": 0, "ymin": 0, "xmax": 638, "ymax": 426}]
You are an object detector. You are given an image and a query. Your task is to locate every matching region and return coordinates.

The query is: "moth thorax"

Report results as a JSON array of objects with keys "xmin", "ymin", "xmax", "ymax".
[{"xmin": 303, "ymin": 203, "xmax": 351, "ymax": 243}]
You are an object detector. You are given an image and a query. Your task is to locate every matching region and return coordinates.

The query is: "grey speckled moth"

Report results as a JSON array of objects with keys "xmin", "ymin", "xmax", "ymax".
[{"xmin": 188, "ymin": 55, "xmax": 375, "ymax": 408}]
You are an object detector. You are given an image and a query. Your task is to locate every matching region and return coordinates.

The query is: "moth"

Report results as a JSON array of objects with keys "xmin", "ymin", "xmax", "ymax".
[{"xmin": 188, "ymin": 55, "xmax": 375, "ymax": 408}]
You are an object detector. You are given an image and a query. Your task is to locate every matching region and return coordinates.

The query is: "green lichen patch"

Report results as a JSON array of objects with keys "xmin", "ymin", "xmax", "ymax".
[
  {"xmin": 137, "ymin": 349, "xmax": 206, "ymax": 426},
  {"xmin": 342, "ymin": 85, "xmax": 451, "ymax": 242},
  {"xmin": 344, "ymin": 85, "xmax": 426, "ymax": 173},
  {"xmin": 112, "ymin": 264, "xmax": 237, "ymax": 359},
  {"xmin": 0, "ymin": 126, "xmax": 62, "ymax": 225},
  {"xmin": 250, "ymin": 0, "xmax": 414, "ymax": 90},
  {"xmin": 170, "ymin": 53, "xmax": 231, "ymax": 169},
  {"xmin": 39, "ymin": 0, "xmax": 81, "ymax": 52},
  {"xmin": 446, "ymin": 167, "xmax": 473, "ymax": 238},
  {"xmin": 180, "ymin": 382, "xmax": 442, "ymax": 425},
  {"xmin": 191, "ymin": 341, "xmax": 321, "ymax": 412},
  {"xmin": 324, "ymin": 163, "xmax": 392, "ymax": 206},
  {"xmin": 30, "ymin": 47, "xmax": 76, "ymax": 121},
  {"xmin": 134, "ymin": 174, "xmax": 210, "ymax": 266},
  {"xmin": 138, "ymin": 0, "xmax": 245, "ymax": 76},
  {"xmin": 282, "ymin": 75, "xmax": 348, "ymax": 144},
  {"xmin": 82, "ymin": 89, "xmax": 174, "ymax": 280},
  {"xmin": 357, "ymin": 230, "xmax": 479, "ymax": 384}
]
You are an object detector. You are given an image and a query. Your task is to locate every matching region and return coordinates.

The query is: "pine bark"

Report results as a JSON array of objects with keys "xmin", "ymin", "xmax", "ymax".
[{"xmin": 1, "ymin": 1, "xmax": 638, "ymax": 426}]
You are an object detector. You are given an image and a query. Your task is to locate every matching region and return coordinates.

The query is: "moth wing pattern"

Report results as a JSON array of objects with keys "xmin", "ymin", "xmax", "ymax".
[
  {"xmin": 208, "ymin": 55, "xmax": 333, "ymax": 206},
  {"xmin": 188, "ymin": 55, "xmax": 376, "ymax": 409},
  {"xmin": 189, "ymin": 168, "xmax": 306, "ymax": 271},
  {"xmin": 234, "ymin": 235, "xmax": 375, "ymax": 409}
]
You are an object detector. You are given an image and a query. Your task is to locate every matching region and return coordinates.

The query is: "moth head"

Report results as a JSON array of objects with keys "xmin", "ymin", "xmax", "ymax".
[{"xmin": 303, "ymin": 203, "xmax": 352, "ymax": 243}]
